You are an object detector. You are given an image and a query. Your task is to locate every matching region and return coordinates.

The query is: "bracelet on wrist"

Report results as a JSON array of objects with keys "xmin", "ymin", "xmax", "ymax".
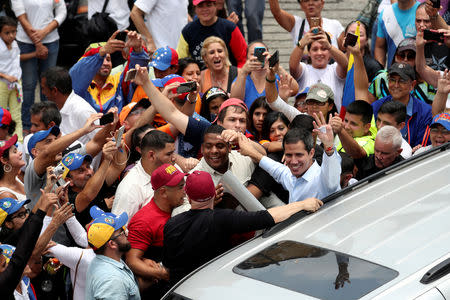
[
  {"xmin": 265, "ymin": 76, "xmax": 276, "ymax": 83},
  {"xmin": 325, "ymin": 145, "xmax": 335, "ymax": 153},
  {"xmin": 298, "ymin": 41, "xmax": 304, "ymax": 50}
]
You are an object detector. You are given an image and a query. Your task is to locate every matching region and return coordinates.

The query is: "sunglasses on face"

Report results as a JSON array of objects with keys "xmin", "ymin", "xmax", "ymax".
[{"xmin": 10, "ymin": 208, "xmax": 30, "ymax": 220}]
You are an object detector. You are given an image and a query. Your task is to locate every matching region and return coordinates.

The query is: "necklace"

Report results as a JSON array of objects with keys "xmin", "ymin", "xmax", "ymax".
[{"xmin": 211, "ymin": 68, "xmax": 228, "ymax": 89}]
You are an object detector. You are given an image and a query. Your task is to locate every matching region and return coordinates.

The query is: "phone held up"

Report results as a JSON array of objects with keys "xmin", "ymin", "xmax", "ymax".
[
  {"xmin": 310, "ymin": 17, "xmax": 321, "ymax": 34},
  {"xmin": 177, "ymin": 81, "xmax": 197, "ymax": 94},
  {"xmin": 254, "ymin": 47, "xmax": 266, "ymax": 68},
  {"xmin": 423, "ymin": 29, "xmax": 444, "ymax": 42},
  {"xmin": 269, "ymin": 50, "xmax": 279, "ymax": 68},
  {"xmin": 116, "ymin": 31, "xmax": 127, "ymax": 42},
  {"xmin": 124, "ymin": 68, "xmax": 137, "ymax": 82},
  {"xmin": 343, "ymin": 32, "xmax": 358, "ymax": 48}
]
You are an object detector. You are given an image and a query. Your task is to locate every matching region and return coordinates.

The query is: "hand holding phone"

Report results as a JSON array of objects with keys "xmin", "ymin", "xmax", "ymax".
[
  {"xmin": 124, "ymin": 69, "xmax": 137, "ymax": 82},
  {"xmin": 177, "ymin": 81, "xmax": 197, "ymax": 94},
  {"xmin": 423, "ymin": 29, "xmax": 444, "ymax": 42},
  {"xmin": 99, "ymin": 112, "xmax": 114, "ymax": 125},
  {"xmin": 116, "ymin": 31, "xmax": 127, "ymax": 42},
  {"xmin": 344, "ymin": 32, "xmax": 358, "ymax": 48},
  {"xmin": 269, "ymin": 50, "xmax": 279, "ymax": 68},
  {"xmin": 431, "ymin": 0, "xmax": 441, "ymax": 8},
  {"xmin": 254, "ymin": 47, "xmax": 266, "ymax": 68},
  {"xmin": 115, "ymin": 125, "xmax": 125, "ymax": 148}
]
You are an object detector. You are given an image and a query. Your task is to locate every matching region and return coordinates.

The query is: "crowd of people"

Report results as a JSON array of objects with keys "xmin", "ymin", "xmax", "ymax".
[{"xmin": 0, "ymin": 0, "xmax": 449, "ymax": 299}]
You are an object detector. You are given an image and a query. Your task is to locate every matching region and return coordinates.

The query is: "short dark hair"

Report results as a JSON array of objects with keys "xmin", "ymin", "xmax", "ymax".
[
  {"xmin": 378, "ymin": 101, "xmax": 406, "ymax": 125},
  {"xmin": 129, "ymin": 125, "xmax": 153, "ymax": 163},
  {"xmin": 41, "ymin": 66, "xmax": 72, "ymax": 95},
  {"xmin": 30, "ymin": 102, "xmax": 62, "ymax": 126},
  {"xmin": 346, "ymin": 100, "xmax": 373, "ymax": 124},
  {"xmin": 261, "ymin": 111, "xmax": 289, "ymax": 141},
  {"xmin": 282, "ymin": 128, "xmax": 314, "ymax": 152},
  {"xmin": 0, "ymin": 16, "xmax": 17, "ymax": 32},
  {"xmin": 217, "ymin": 105, "xmax": 248, "ymax": 124},
  {"xmin": 289, "ymin": 114, "xmax": 315, "ymax": 132},
  {"xmin": 204, "ymin": 124, "xmax": 225, "ymax": 136},
  {"xmin": 140, "ymin": 130, "xmax": 174, "ymax": 153},
  {"xmin": 339, "ymin": 152, "xmax": 354, "ymax": 174},
  {"xmin": 177, "ymin": 57, "xmax": 200, "ymax": 76},
  {"xmin": 91, "ymin": 242, "xmax": 107, "ymax": 254}
]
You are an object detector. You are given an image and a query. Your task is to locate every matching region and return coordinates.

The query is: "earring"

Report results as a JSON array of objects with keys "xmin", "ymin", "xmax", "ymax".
[{"xmin": 3, "ymin": 163, "xmax": 12, "ymax": 173}]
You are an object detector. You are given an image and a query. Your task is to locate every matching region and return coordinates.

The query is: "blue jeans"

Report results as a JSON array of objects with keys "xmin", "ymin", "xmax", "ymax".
[
  {"xmin": 227, "ymin": 0, "xmax": 264, "ymax": 43},
  {"xmin": 18, "ymin": 40, "xmax": 59, "ymax": 130}
]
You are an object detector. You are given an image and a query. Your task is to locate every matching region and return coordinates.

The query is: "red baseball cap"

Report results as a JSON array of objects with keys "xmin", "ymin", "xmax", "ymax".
[
  {"xmin": 193, "ymin": 0, "xmax": 216, "ymax": 5},
  {"xmin": 0, "ymin": 108, "xmax": 12, "ymax": 126},
  {"xmin": 213, "ymin": 98, "xmax": 248, "ymax": 123},
  {"xmin": 0, "ymin": 134, "xmax": 18, "ymax": 157},
  {"xmin": 185, "ymin": 171, "xmax": 216, "ymax": 202},
  {"xmin": 151, "ymin": 164, "xmax": 187, "ymax": 190}
]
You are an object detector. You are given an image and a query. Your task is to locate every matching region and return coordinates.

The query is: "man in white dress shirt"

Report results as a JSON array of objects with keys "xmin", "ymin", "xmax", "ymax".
[{"xmin": 41, "ymin": 66, "xmax": 99, "ymax": 145}]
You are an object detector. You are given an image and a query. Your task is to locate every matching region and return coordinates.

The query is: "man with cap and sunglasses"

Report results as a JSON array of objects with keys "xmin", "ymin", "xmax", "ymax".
[
  {"xmin": 372, "ymin": 62, "xmax": 433, "ymax": 148},
  {"xmin": 126, "ymin": 164, "xmax": 186, "ymax": 298},
  {"xmin": 86, "ymin": 206, "xmax": 140, "ymax": 300},
  {"xmin": 162, "ymin": 170, "xmax": 323, "ymax": 286}
]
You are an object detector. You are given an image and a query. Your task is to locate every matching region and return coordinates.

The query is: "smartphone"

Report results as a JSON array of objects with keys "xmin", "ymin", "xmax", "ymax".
[
  {"xmin": 431, "ymin": 0, "xmax": 440, "ymax": 8},
  {"xmin": 254, "ymin": 47, "xmax": 266, "ymax": 68},
  {"xmin": 116, "ymin": 31, "xmax": 127, "ymax": 42},
  {"xmin": 344, "ymin": 32, "xmax": 358, "ymax": 47},
  {"xmin": 423, "ymin": 29, "xmax": 444, "ymax": 42},
  {"xmin": 115, "ymin": 125, "xmax": 125, "ymax": 148},
  {"xmin": 99, "ymin": 112, "xmax": 114, "ymax": 125},
  {"xmin": 269, "ymin": 50, "xmax": 279, "ymax": 68},
  {"xmin": 177, "ymin": 81, "xmax": 197, "ymax": 93},
  {"xmin": 124, "ymin": 68, "xmax": 137, "ymax": 82},
  {"xmin": 310, "ymin": 17, "xmax": 321, "ymax": 29}
]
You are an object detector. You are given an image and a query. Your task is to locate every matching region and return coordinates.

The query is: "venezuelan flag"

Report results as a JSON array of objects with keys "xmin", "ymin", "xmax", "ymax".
[{"xmin": 340, "ymin": 22, "xmax": 361, "ymax": 119}]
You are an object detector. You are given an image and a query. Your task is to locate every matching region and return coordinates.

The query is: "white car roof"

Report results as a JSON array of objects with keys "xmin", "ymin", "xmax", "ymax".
[{"xmin": 169, "ymin": 146, "xmax": 450, "ymax": 300}]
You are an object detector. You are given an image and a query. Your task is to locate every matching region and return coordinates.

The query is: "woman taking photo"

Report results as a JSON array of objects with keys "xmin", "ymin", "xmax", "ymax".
[
  {"xmin": 0, "ymin": 134, "xmax": 25, "ymax": 201},
  {"xmin": 231, "ymin": 41, "xmax": 298, "ymax": 108},
  {"xmin": 290, "ymin": 28, "xmax": 348, "ymax": 112},
  {"xmin": 177, "ymin": 57, "xmax": 203, "ymax": 113},
  {"xmin": 200, "ymin": 36, "xmax": 238, "ymax": 94}
]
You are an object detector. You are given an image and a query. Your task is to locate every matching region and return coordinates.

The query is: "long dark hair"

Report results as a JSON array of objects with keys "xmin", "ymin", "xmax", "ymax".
[
  {"xmin": 261, "ymin": 112, "xmax": 290, "ymax": 141},
  {"xmin": 200, "ymin": 86, "xmax": 228, "ymax": 122},
  {"xmin": 248, "ymin": 96, "xmax": 272, "ymax": 140},
  {"xmin": 0, "ymin": 147, "xmax": 11, "ymax": 180}
]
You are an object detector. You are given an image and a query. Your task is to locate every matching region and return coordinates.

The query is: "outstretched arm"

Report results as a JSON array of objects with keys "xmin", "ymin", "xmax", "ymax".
[
  {"xmin": 132, "ymin": 66, "xmax": 190, "ymax": 135},
  {"xmin": 268, "ymin": 0, "xmax": 296, "ymax": 32}
]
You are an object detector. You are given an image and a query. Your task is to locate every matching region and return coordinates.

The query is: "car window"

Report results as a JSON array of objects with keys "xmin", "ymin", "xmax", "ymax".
[{"xmin": 233, "ymin": 241, "xmax": 398, "ymax": 300}]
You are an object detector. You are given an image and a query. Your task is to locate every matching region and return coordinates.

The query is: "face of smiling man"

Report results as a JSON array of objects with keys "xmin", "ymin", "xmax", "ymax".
[
  {"xmin": 201, "ymin": 133, "xmax": 231, "ymax": 174},
  {"xmin": 283, "ymin": 140, "xmax": 315, "ymax": 178}
]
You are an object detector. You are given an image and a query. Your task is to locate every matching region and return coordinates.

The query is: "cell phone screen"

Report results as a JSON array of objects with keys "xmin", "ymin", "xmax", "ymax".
[
  {"xmin": 99, "ymin": 113, "xmax": 114, "ymax": 125},
  {"xmin": 269, "ymin": 50, "xmax": 279, "ymax": 68},
  {"xmin": 177, "ymin": 81, "xmax": 197, "ymax": 94},
  {"xmin": 423, "ymin": 29, "xmax": 444, "ymax": 42},
  {"xmin": 116, "ymin": 31, "xmax": 127, "ymax": 42},
  {"xmin": 344, "ymin": 33, "xmax": 358, "ymax": 47}
]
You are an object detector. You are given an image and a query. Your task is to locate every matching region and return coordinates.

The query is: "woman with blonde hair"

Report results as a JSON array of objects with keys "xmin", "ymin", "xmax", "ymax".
[{"xmin": 200, "ymin": 36, "xmax": 238, "ymax": 94}]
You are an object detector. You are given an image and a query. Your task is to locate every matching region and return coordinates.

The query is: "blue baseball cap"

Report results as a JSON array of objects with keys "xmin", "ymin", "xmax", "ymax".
[
  {"xmin": 149, "ymin": 46, "xmax": 178, "ymax": 71},
  {"xmin": 151, "ymin": 74, "xmax": 185, "ymax": 88},
  {"xmin": 28, "ymin": 126, "xmax": 60, "ymax": 159},
  {"xmin": 295, "ymin": 87, "xmax": 310, "ymax": 98},
  {"xmin": 87, "ymin": 206, "xmax": 128, "ymax": 249},
  {"xmin": 0, "ymin": 197, "xmax": 30, "ymax": 226},
  {"xmin": 0, "ymin": 244, "xmax": 15, "ymax": 264},
  {"xmin": 431, "ymin": 113, "xmax": 450, "ymax": 130},
  {"xmin": 61, "ymin": 153, "xmax": 92, "ymax": 171}
]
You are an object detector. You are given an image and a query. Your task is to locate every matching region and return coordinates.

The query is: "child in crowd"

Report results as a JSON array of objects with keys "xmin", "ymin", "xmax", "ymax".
[{"xmin": 0, "ymin": 16, "xmax": 22, "ymax": 141}]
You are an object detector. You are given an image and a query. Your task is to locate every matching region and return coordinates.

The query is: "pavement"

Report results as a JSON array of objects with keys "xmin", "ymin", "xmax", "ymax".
[{"xmin": 239, "ymin": 0, "xmax": 367, "ymax": 68}]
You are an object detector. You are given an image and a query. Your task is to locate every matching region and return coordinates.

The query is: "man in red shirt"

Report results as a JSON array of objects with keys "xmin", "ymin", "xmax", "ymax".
[{"xmin": 125, "ymin": 163, "xmax": 186, "ymax": 298}]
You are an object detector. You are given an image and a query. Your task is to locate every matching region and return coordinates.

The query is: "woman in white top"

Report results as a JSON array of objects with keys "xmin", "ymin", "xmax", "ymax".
[
  {"xmin": 11, "ymin": 0, "xmax": 66, "ymax": 134},
  {"xmin": 289, "ymin": 28, "xmax": 348, "ymax": 112},
  {"xmin": 0, "ymin": 134, "xmax": 26, "ymax": 201}
]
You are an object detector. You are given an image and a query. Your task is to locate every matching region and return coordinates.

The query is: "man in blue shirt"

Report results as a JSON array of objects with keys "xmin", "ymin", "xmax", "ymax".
[
  {"xmin": 372, "ymin": 62, "xmax": 432, "ymax": 147},
  {"xmin": 374, "ymin": 0, "xmax": 419, "ymax": 67},
  {"xmin": 86, "ymin": 206, "xmax": 141, "ymax": 300},
  {"xmin": 238, "ymin": 113, "xmax": 341, "ymax": 203}
]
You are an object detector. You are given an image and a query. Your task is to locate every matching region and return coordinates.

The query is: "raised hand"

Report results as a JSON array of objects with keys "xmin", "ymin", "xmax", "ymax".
[
  {"xmin": 51, "ymin": 203, "xmax": 74, "ymax": 227},
  {"xmin": 330, "ymin": 112, "xmax": 344, "ymax": 134},
  {"xmin": 132, "ymin": 64, "xmax": 151, "ymax": 87},
  {"xmin": 82, "ymin": 113, "xmax": 103, "ymax": 134},
  {"xmin": 312, "ymin": 112, "xmax": 335, "ymax": 149},
  {"xmin": 437, "ymin": 69, "xmax": 450, "ymax": 94}
]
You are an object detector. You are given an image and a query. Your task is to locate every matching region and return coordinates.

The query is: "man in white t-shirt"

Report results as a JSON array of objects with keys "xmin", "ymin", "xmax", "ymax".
[
  {"xmin": 41, "ymin": 67, "xmax": 99, "ymax": 145},
  {"xmin": 112, "ymin": 130, "xmax": 176, "ymax": 221},
  {"xmin": 268, "ymin": 0, "xmax": 344, "ymax": 47},
  {"xmin": 130, "ymin": 0, "xmax": 188, "ymax": 54},
  {"xmin": 376, "ymin": 100, "xmax": 412, "ymax": 158},
  {"xmin": 88, "ymin": 0, "xmax": 130, "ymax": 31}
]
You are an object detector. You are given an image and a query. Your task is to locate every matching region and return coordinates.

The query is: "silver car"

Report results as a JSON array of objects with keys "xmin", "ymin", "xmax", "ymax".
[{"xmin": 163, "ymin": 143, "xmax": 450, "ymax": 300}]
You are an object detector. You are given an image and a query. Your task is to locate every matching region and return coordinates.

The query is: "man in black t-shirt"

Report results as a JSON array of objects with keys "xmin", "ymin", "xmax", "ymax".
[{"xmin": 162, "ymin": 170, "xmax": 323, "ymax": 286}]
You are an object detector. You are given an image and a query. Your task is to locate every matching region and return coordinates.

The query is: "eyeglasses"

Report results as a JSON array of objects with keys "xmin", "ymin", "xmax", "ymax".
[
  {"xmin": 430, "ymin": 128, "xmax": 450, "ymax": 135},
  {"xmin": 110, "ymin": 229, "xmax": 126, "ymax": 240},
  {"xmin": 396, "ymin": 52, "xmax": 415, "ymax": 60},
  {"xmin": 10, "ymin": 208, "xmax": 30, "ymax": 220},
  {"xmin": 388, "ymin": 77, "xmax": 409, "ymax": 85},
  {"xmin": 305, "ymin": 99, "xmax": 327, "ymax": 106}
]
